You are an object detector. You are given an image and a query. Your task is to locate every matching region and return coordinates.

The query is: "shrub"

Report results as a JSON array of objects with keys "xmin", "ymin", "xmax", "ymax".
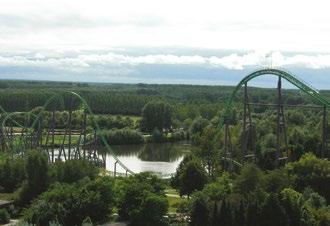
[
  {"xmin": 96, "ymin": 115, "xmax": 133, "ymax": 130},
  {"xmin": 99, "ymin": 129, "xmax": 144, "ymax": 145},
  {"xmin": 23, "ymin": 177, "xmax": 115, "ymax": 226},
  {"xmin": 50, "ymin": 159, "xmax": 99, "ymax": 184},
  {"xmin": 18, "ymin": 150, "xmax": 49, "ymax": 206},
  {"xmin": 0, "ymin": 157, "xmax": 25, "ymax": 192},
  {"xmin": 0, "ymin": 208, "xmax": 10, "ymax": 224},
  {"xmin": 168, "ymin": 131, "xmax": 186, "ymax": 142},
  {"xmin": 116, "ymin": 173, "xmax": 168, "ymax": 225},
  {"xmin": 130, "ymin": 194, "xmax": 169, "ymax": 226}
]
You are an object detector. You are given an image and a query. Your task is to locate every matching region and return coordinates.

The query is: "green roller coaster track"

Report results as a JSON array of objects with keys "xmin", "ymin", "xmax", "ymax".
[
  {"xmin": 219, "ymin": 68, "xmax": 330, "ymax": 129},
  {"xmin": 0, "ymin": 68, "xmax": 329, "ymax": 177}
]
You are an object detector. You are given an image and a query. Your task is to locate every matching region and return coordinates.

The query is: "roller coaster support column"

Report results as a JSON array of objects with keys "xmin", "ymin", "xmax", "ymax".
[
  {"xmin": 35, "ymin": 115, "xmax": 42, "ymax": 148},
  {"xmin": 276, "ymin": 76, "xmax": 289, "ymax": 165},
  {"xmin": 68, "ymin": 110, "xmax": 72, "ymax": 160},
  {"xmin": 322, "ymin": 106, "xmax": 327, "ymax": 158},
  {"xmin": 51, "ymin": 110, "xmax": 55, "ymax": 162},
  {"xmin": 83, "ymin": 110, "xmax": 87, "ymax": 159},
  {"xmin": 276, "ymin": 77, "xmax": 282, "ymax": 166},
  {"xmin": 242, "ymin": 83, "xmax": 248, "ymax": 157},
  {"xmin": 224, "ymin": 122, "xmax": 232, "ymax": 171},
  {"xmin": 92, "ymin": 128, "xmax": 97, "ymax": 158}
]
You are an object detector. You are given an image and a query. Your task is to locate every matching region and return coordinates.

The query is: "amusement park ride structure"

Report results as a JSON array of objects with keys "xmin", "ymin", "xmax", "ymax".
[{"xmin": 0, "ymin": 68, "xmax": 329, "ymax": 177}]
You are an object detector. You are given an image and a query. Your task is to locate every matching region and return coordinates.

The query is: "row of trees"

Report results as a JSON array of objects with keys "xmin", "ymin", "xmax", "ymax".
[
  {"xmin": 171, "ymin": 154, "xmax": 330, "ymax": 226},
  {"xmin": 0, "ymin": 81, "xmax": 323, "ymax": 117},
  {"xmin": 0, "ymin": 151, "xmax": 170, "ymax": 226},
  {"xmin": 167, "ymin": 107, "xmax": 330, "ymax": 225},
  {"xmin": 4, "ymin": 111, "xmax": 135, "ymax": 130}
]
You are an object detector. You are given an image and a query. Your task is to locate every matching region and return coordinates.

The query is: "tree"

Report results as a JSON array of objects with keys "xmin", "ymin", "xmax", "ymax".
[
  {"xmin": 234, "ymin": 200, "xmax": 246, "ymax": 226},
  {"xmin": 130, "ymin": 194, "xmax": 168, "ymax": 226},
  {"xmin": 173, "ymin": 159, "xmax": 208, "ymax": 197},
  {"xmin": 0, "ymin": 157, "xmax": 25, "ymax": 192},
  {"xmin": 280, "ymin": 188, "xmax": 303, "ymax": 226},
  {"xmin": 217, "ymin": 199, "xmax": 233, "ymax": 226},
  {"xmin": 0, "ymin": 209, "xmax": 10, "ymax": 224},
  {"xmin": 196, "ymin": 127, "xmax": 220, "ymax": 178},
  {"xmin": 18, "ymin": 150, "xmax": 49, "ymax": 206},
  {"xmin": 23, "ymin": 177, "xmax": 115, "ymax": 226},
  {"xmin": 116, "ymin": 173, "xmax": 167, "ymax": 223},
  {"xmin": 203, "ymin": 173, "xmax": 233, "ymax": 226},
  {"xmin": 50, "ymin": 159, "xmax": 99, "ymax": 184},
  {"xmin": 234, "ymin": 163, "xmax": 264, "ymax": 197},
  {"xmin": 151, "ymin": 127, "xmax": 164, "ymax": 143},
  {"xmin": 263, "ymin": 169, "xmax": 290, "ymax": 193},
  {"xmin": 189, "ymin": 191, "xmax": 210, "ymax": 226},
  {"xmin": 259, "ymin": 193, "xmax": 288, "ymax": 226},
  {"xmin": 140, "ymin": 101, "xmax": 173, "ymax": 133},
  {"xmin": 285, "ymin": 153, "xmax": 330, "ymax": 202},
  {"xmin": 246, "ymin": 201, "xmax": 258, "ymax": 226},
  {"xmin": 203, "ymin": 172, "xmax": 232, "ymax": 202},
  {"xmin": 301, "ymin": 188, "xmax": 327, "ymax": 209},
  {"xmin": 190, "ymin": 117, "xmax": 209, "ymax": 135},
  {"xmin": 300, "ymin": 206, "xmax": 318, "ymax": 226}
]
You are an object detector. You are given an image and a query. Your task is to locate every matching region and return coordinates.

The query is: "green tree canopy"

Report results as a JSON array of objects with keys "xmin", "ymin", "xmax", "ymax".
[
  {"xmin": 285, "ymin": 153, "xmax": 330, "ymax": 202},
  {"xmin": 140, "ymin": 101, "xmax": 173, "ymax": 133}
]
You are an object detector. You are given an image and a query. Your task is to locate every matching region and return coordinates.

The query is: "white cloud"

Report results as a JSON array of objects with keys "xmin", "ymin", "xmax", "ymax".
[{"xmin": 2, "ymin": 51, "xmax": 330, "ymax": 72}]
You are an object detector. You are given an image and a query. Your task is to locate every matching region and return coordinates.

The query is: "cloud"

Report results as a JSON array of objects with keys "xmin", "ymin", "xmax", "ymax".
[
  {"xmin": 0, "ymin": 51, "xmax": 330, "ymax": 76},
  {"xmin": 2, "ymin": 51, "xmax": 330, "ymax": 72},
  {"xmin": 1, "ymin": 0, "xmax": 330, "ymax": 52}
]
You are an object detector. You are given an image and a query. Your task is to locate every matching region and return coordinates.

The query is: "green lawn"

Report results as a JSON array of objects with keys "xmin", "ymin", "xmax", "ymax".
[
  {"xmin": 167, "ymin": 195, "xmax": 184, "ymax": 213},
  {"xmin": 165, "ymin": 188, "xmax": 186, "ymax": 213},
  {"xmin": 41, "ymin": 134, "xmax": 81, "ymax": 146}
]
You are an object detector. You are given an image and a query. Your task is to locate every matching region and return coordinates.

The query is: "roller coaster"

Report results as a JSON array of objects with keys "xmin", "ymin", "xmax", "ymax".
[
  {"xmin": 0, "ymin": 68, "xmax": 328, "ymax": 177},
  {"xmin": 221, "ymin": 68, "xmax": 329, "ymax": 168}
]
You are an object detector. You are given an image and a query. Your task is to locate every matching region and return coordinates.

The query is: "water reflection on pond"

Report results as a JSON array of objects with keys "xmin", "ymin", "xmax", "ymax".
[{"xmin": 105, "ymin": 142, "xmax": 192, "ymax": 175}]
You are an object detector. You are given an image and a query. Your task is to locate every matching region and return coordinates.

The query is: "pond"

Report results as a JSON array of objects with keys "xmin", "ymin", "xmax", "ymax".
[{"xmin": 105, "ymin": 141, "xmax": 192, "ymax": 175}]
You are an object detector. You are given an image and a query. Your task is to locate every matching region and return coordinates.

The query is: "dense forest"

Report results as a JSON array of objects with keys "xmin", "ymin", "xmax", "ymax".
[{"xmin": 0, "ymin": 79, "xmax": 327, "ymax": 116}]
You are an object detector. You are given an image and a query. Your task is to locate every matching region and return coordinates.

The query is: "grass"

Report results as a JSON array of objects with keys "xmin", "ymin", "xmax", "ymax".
[
  {"xmin": 41, "ymin": 134, "xmax": 81, "ymax": 146},
  {"xmin": 165, "ymin": 188, "xmax": 179, "ymax": 195},
  {"xmin": 167, "ymin": 195, "xmax": 184, "ymax": 213},
  {"xmin": 165, "ymin": 188, "xmax": 186, "ymax": 213}
]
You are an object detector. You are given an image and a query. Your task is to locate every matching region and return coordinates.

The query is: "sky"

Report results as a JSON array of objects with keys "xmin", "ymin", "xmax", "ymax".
[{"xmin": 1, "ymin": 0, "xmax": 330, "ymax": 88}]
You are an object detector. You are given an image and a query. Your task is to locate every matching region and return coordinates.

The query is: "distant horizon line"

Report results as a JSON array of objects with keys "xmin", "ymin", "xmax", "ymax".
[{"xmin": 1, "ymin": 77, "xmax": 329, "ymax": 91}]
